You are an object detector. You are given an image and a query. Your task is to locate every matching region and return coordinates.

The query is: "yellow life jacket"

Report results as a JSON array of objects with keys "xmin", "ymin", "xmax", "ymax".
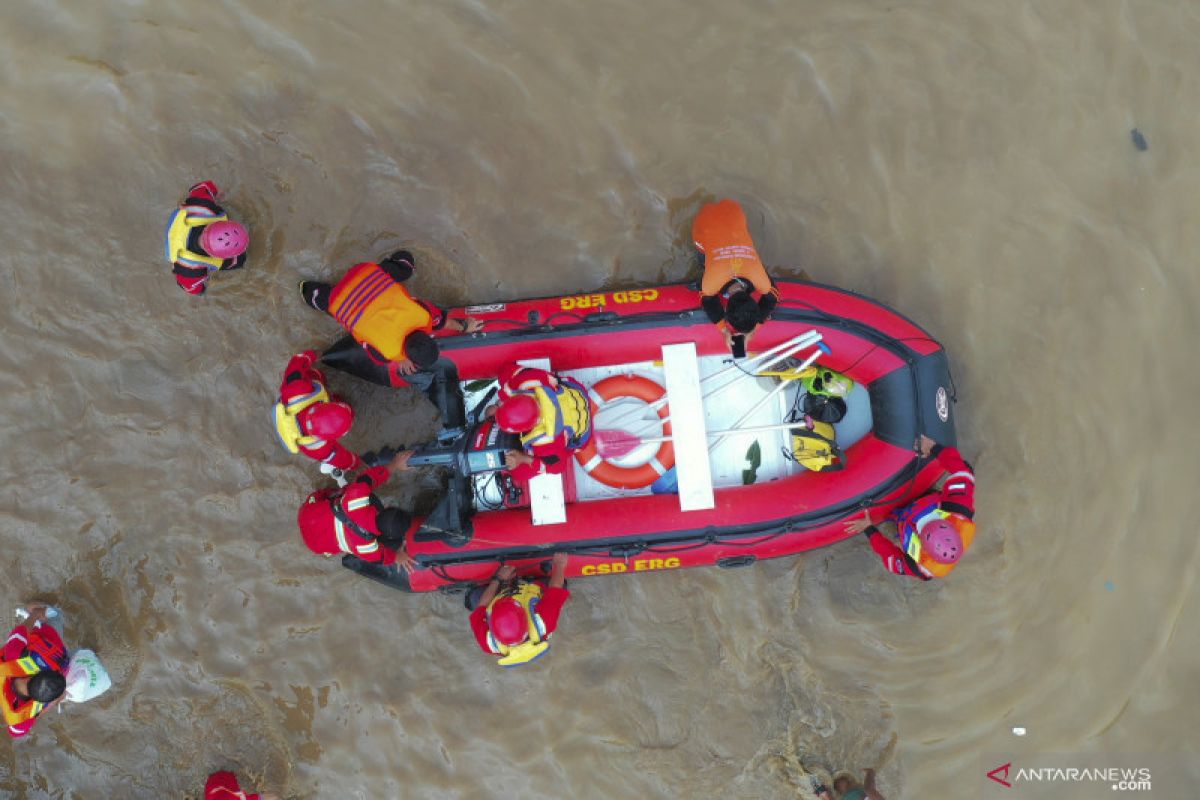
[
  {"xmin": 1, "ymin": 684, "xmax": 43, "ymax": 729},
  {"xmin": 329, "ymin": 263, "xmax": 432, "ymax": 361},
  {"xmin": 902, "ymin": 503, "xmax": 976, "ymax": 579},
  {"xmin": 519, "ymin": 382, "xmax": 591, "ymax": 450},
  {"xmin": 273, "ymin": 381, "xmax": 331, "ymax": 454},
  {"xmin": 0, "ymin": 657, "xmax": 40, "ymax": 681},
  {"xmin": 485, "ymin": 582, "xmax": 551, "ymax": 667},
  {"xmin": 163, "ymin": 206, "xmax": 227, "ymax": 271},
  {"xmin": 789, "ymin": 419, "xmax": 843, "ymax": 472},
  {"xmin": 1, "ymin": 657, "xmax": 45, "ymax": 729}
]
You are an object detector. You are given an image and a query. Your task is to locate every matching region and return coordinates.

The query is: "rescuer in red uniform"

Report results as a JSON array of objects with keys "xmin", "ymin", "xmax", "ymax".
[
  {"xmin": 297, "ymin": 450, "xmax": 418, "ymax": 570},
  {"xmin": 467, "ymin": 553, "xmax": 571, "ymax": 667},
  {"xmin": 272, "ymin": 349, "xmax": 362, "ymax": 473},
  {"xmin": 845, "ymin": 435, "xmax": 977, "ymax": 580},
  {"xmin": 2, "ymin": 606, "xmax": 69, "ymax": 739},
  {"xmin": 486, "ymin": 363, "xmax": 592, "ymax": 482}
]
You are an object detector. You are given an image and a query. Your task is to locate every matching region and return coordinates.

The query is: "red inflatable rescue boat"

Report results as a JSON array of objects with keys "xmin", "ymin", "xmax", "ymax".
[{"xmin": 324, "ymin": 279, "xmax": 959, "ymax": 594}]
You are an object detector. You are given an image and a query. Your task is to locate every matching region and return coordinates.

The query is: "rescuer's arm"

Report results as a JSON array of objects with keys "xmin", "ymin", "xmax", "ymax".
[
  {"xmin": 548, "ymin": 552, "xmax": 568, "ymax": 589},
  {"xmin": 478, "ymin": 565, "xmax": 516, "ymax": 609}
]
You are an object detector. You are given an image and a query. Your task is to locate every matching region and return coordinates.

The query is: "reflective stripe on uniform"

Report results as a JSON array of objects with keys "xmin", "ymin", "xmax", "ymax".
[{"xmin": 333, "ymin": 518, "xmax": 352, "ymax": 553}]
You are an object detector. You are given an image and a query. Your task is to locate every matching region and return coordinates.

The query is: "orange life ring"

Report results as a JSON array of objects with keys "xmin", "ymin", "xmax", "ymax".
[{"xmin": 575, "ymin": 374, "xmax": 675, "ymax": 490}]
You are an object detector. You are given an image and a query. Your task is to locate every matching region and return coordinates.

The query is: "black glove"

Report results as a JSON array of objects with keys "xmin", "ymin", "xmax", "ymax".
[{"xmin": 361, "ymin": 446, "xmax": 399, "ymax": 467}]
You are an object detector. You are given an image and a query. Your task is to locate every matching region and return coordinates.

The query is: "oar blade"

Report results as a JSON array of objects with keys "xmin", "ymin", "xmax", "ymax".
[{"xmin": 594, "ymin": 428, "xmax": 644, "ymax": 459}]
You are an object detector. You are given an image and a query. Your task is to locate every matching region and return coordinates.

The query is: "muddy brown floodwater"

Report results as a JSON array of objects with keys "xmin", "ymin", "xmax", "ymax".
[{"xmin": 1, "ymin": 1, "xmax": 1198, "ymax": 797}]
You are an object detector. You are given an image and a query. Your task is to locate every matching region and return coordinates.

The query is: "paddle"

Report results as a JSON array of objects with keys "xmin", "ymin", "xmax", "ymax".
[{"xmin": 594, "ymin": 420, "xmax": 816, "ymax": 459}]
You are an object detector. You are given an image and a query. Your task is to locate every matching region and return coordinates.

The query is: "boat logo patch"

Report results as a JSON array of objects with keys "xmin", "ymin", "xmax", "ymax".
[
  {"xmin": 465, "ymin": 303, "xmax": 506, "ymax": 314},
  {"xmin": 935, "ymin": 386, "xmax": 949, "ymax": 422}
]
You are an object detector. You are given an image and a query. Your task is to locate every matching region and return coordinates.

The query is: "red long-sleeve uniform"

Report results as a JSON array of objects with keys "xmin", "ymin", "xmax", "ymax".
[
  {"xmin": 866, "ymin": 444, "xmax": 976, "ymax": 580},
  {"xmin": 277, "ymin": 350, "xmax": 362, "ymax": 472},
  {"xmin": 204, "ymin": 771, "xmax": 261, "ymax": 800},
  {"xmin": 297, "ymin": 466, "xmax": 396, "ymax": 564},
  {"xmin": 469, "ymin": 585, "xmax": 570, "ymax": 654},
  {"xmin": 497, "ymin": 365, "xmax": 580, "ymax": 482}
]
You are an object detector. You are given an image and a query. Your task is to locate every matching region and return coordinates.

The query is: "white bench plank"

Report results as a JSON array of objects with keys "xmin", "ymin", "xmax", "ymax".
[
  {"xmin": 661, "ymin": 342, "xmax": 715, "ymax": 511},
  {"xmin": 516, "ymin": 358, "xmax": 567, "ymax": 525}
]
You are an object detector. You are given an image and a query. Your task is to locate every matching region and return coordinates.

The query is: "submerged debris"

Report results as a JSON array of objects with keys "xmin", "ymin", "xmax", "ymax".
[{"xmin": 1131, "ymin": 128, "xmax": 1148, "ymax": 152}]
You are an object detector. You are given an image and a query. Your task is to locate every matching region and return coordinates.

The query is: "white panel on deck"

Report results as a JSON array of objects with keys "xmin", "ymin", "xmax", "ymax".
[
  {"xmin": 528, "ymin": 472, "xmax": 567, "ymax": 525},
  {"xmin": 661, "ymin": 342, "xmax": 715, "ymax": 511},
  {"xmin": 517, "ymin": 357, "xmax": 567, "ymax": 525}
]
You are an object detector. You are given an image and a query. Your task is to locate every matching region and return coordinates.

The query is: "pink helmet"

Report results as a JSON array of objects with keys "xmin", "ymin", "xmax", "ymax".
[
  {"xmin": 488, "ymin": 598, "xmax": 529, "ymax": 646},
  {"xmin": 299, "ymin": 401, "xmax": 354, "ymax": 439},
  {"xmin": 920, "ymin": 519, "xmax": 963, "ymax": 564},
  {"xmin": 496, "ymin": 394, "xmax": 539, "ymax": 433},
  {"xmin": 200, "ymin": 221, "xmax": 249, "ymax": 258}
]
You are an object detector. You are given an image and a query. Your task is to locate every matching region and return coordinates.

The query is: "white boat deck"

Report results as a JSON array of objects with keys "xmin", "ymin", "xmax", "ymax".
[{"xmin": 460, "ymin": 352, "xmax": 874, "ymax": 508}]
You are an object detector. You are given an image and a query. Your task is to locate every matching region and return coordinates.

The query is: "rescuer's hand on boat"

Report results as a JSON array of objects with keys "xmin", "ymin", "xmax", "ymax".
[
  {"xmin": 504, "ymin": 450, "xmax": 534, "ymax": 469},
  {"xmin": 389, "ymin": 449, "xmax": 415, "ymax": 472},
  {"xmin": 394, "ymin": 546, "xmax": 417, "ymax": 574},
  {"xmin": 845, "ymin": 510, "xmax": 874, "ymax": 536},
  {"xmin": 454, "ymin": 316, "xmax": 484, "ymax": 334},
  {"xmin": 549, "ymin": 552, "xmax": 569, "ymax": 588},
  {"xmin": 915, "ymin": 434, "xmax": 937, "ymax": 457}
]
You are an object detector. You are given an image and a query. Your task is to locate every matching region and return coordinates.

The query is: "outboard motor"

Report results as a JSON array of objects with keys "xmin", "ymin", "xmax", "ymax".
[{"xmin": 406, "ymin": 417, "xmax": 519, "ymax": 475}]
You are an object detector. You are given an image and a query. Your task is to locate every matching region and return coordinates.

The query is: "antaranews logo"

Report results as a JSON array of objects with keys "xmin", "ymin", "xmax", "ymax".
[{"xmin": 985, "ymin": 760, "xmax": 1152, "ymax": 792}]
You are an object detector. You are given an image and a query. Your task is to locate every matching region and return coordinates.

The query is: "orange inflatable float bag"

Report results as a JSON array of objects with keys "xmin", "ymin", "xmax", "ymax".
[{"xmin": 329, "ymin": 262, "xmax": 432, "ymax": 361}]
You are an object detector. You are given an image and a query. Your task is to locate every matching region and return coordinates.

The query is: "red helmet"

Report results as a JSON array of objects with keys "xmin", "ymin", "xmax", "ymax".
[
  {"xmin": 299, "ymin": 401, "xmax": 354, "ymax": 438},
  {"xmin": 488, "ymin": 598, "xmax": 529, "ymax": 646},
  {"xmin": 199, "ymin": 220, "xmax": 249, "ymax": 258},
  {"xmin": 496, "ymin": 394, "xmax": 539, "ymax": 433},
  {"xmin": 920, "ymin": 518, "xmax": 964, "ymax": 564}
]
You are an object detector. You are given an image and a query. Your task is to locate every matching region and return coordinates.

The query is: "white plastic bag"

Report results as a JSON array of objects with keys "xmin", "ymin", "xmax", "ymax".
[{"xmin": 65, "ymin": 649, "xmax": 111, "ymax": 703}]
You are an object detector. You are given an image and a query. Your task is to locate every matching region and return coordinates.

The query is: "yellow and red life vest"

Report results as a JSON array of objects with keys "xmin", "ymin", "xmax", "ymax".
[
  {"xmin": 898, "ymin": 495, "xmax": 976, "ymax": 579},
  {"xmin": 485, "ymin": 582, "xmax": 551, "ymax": 667},
  {"xmin": 1, "ymin": 629, "xmax": 68, "ymax": 729},
  {"xmin": 164, "ymin": 205, "xmax": 227, "ymax": 272},
  {"xmin": 273, "ymin": 381, "xmax": 331, "ymax": 454},
  {"xmin": 328, "ymin": 262, "xmax": 432, "ymax": 362},
  {"xmin": 518, "ymin": 380, "xmax": 591, "ymax": 451},
  {"xmin": 2, "ymin": 680, "xmax": 44, "ymax": 729}
]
